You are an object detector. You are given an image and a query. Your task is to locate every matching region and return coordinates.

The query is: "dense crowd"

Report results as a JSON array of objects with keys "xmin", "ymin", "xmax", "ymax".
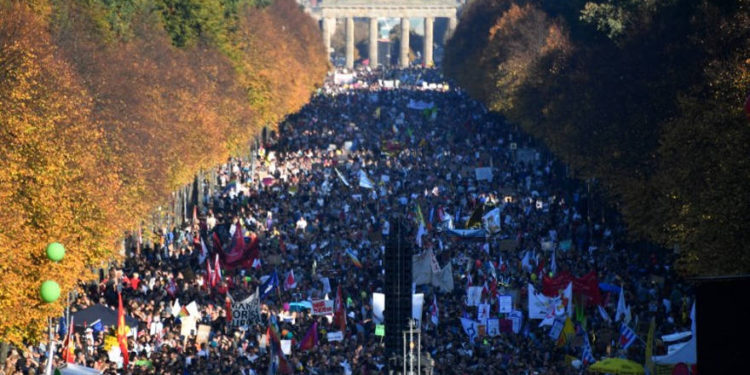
[{"xmin": 5, "ymin": 67, "xmax": 694, "ymax": 375}]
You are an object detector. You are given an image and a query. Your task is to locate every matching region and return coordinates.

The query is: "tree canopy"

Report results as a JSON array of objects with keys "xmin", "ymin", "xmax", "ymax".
[
  {"xmin": 444, "ymin": 0, "xmax": 750, "ymax": 276},
  {"xmin": 0, "ymin": 0, "xmax": 326, "ymax": 345}
]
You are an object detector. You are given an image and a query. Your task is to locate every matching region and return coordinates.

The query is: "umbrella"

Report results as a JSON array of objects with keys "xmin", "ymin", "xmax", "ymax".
[
  {"xmin": 588, "ymin": 358, "xmax": 645, "ymax": 375},
  {"xmin": 72, "ymin": 304, "xmax": 139, "ymax": 330},
  {"xmin": 288, "ymin": 301, "xmax": 312, "ymax": 312}
]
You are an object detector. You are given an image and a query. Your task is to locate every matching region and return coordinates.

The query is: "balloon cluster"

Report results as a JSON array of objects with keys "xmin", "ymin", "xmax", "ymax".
[{"xmin": 40, "ymin": 242, "xmax": 65, "ymax": 303}]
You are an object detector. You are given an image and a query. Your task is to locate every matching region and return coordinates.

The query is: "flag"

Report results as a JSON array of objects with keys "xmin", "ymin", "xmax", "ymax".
[
  {"xmin": 333, "ymin": 285, "xmax": 347, "ymax": 333},
  {"xmin": 117, "ymin": 292, "xmax": 129, "ymax": 366},
  {"xmin": 598, "ymin": 305, "xmax": 612, "ymax": 324},
  {"xmin": 460, "ymin": 318, "xmax": 478, "ymax": 342},
  {"xmin": 521, "ymin": 251, "xmax": 533, "ymax": 272},
  {"xmin": 205, "ymin": 257, "xmax": 214, "ymax": 290},
  {"xmin": 345, "ymin": 249, "xmax": 362, "ymax": 269},
  {"xmin": 260, "ymin": 271, "xmax": 279, "ymax": 300},
  {"xmin": 645, "ymin": 317, "xmax": 655, "ymax": 375},
  {"xmin": 61, "ymin": 316, "xmax": 75, "ymax": 363},
  {"xmin": 284, "ymin": 269, "xmax": 297, "ymax": 291},
  {"xmin": 298, "ymin": 322, "xmax": 318, "ymax": 351},
  {"xmin": 358, "ymin": 170, "xmax": 375, "ymax": 189},
  {"xmin": 430, "ymin": 295, "xmax": 439, "ymax": 326},
  {"xmin": 335, "ymin": 167, "xmax": 350, "ymax": 187},
  {"xmin": 213, "ymin": 254, "xmax": 222, "ymax": 287},
  {"xmin": 556, "ymin": 317, "xmax": 575, "ymax": 347},
  {"xmin": 466, "ymin": 205, "xmax": 484, "ymax": 229},
  {"xmin": 615, "ymin": 285, "xmax": 628, "ymax": 322},
  {"xmin": 581, "ymin": 328, "xmax": 596, "ymax": 365},
  {"xmin": 199, "ymin": 237, "xmax": 208, "ymax": 264},
  {"xmin": 619, "ymin": 323, "xmax": 637, "ymax": 349},
  {"xmin": 171, "ymin": 299, "xmax": 182, "ymax": 318},
  {"xmin": 481, "ymin": 207, "xmax": 502, "ymax": 234}
]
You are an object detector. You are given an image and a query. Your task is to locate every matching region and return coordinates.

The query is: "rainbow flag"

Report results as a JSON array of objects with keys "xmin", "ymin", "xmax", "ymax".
[{"xmin": 346, "ymin": 249, "xmax": 362, "ymax": 268}]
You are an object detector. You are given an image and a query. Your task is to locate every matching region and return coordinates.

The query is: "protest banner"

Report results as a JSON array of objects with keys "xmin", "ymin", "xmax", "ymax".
[
  {"xmin": 487, "ymin": 319, "xmax": 500, "ymax": 337},
  {"xmin": 312, "ymin": 299, "xmax": 334, "ymax": 316},
  {"xmin": 231, "ymin": 289, "xmax": 261, "ymax": 329}
]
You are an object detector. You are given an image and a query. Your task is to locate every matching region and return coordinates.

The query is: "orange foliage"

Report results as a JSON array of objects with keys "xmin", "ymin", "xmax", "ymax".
[{"xmin": 0, "ymin": 0, "xmax": 326, "ymax": 346}]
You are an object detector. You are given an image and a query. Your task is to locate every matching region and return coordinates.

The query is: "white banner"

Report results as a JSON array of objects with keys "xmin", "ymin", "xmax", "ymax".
[
  {"xmin": 373, "ymin": 292, "xmax": 385, "ymax": 323},
  {"xmin": 412, "ymin": 293, "xmax": 424, "ymax": 328},
  {"xmin": 467, "ymin": 286, "xmax": 483, "ymax": 307},
  {"xmin": 327, "ymin": 331, "xmax": 344, "ymax": 342},
  {"xmin": 231, "ymin": 289, "xmax": 261, "ymax": 329},
  {"xmin": 311, "ymin": 299, "xmax": 334, "ymax": 316},
  {"xmin": 528, "ymin": 283, "xmax": 556, "ymax": 320},
  {"xmin": 498, "ymin": 295, "xmax": 513, "ymax": 314},
  {"xmin": 280, "ymin": 339, "xmax": 292, "ymax": 355}
]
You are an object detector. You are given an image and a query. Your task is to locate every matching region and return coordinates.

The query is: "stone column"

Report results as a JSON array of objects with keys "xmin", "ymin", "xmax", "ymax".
[
  {"xmin": 369, "ymin": 17, "xmax": 378, "ymax": 68},
  {"xmin": 445, "ymin": 16, "xmax": 457, "ymax": 44},
  {"xmin": 322, "ymin": 17, "xmax": 332, "ymax": 59},
  {"xmin": 345, "ymin": 17, "xmax": 355, "ymax": 69},
  {"xmin": 423, "ymin": 17, "xmax": 434, "ymax": 67},
  {"xmin": 400, "ymin": 17, "xmax": 410, "ymax": 68}
]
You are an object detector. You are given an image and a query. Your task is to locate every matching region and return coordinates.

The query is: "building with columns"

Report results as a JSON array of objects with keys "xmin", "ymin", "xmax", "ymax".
[{"xmin": 305, "ymin": 0, "xmax": 462, "ymax": 69}]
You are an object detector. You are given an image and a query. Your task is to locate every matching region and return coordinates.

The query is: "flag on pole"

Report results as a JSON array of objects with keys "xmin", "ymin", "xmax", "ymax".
[
  {"xmin": 619, "ymin": 323, "xmax": 637, "ymax": 349},
  {"xmin": 615, "ymin": 285, "xmax": 628, "ymax": 322},
  {"xmin": 117, "ymin": 292, "xmax": 129, "ymax": 366},
  {"xmin": 333, "ymin": 285, "xmax": 347, "ymax": 332},
  {"xmin": 335, "ymin": 167, "xmax": 350, "ymax": 187},
  {"xmin": 298, "ymin": 322, "xmax": 318, "ymax": 351},
  {"xmin": 205, "ymin": 257, "xmax": 214, "ymax": 290},
  {"xmin": 581, "ymin": 327, "xmax": 596, "ymax": 365},
  {"xmin": 284, "ymin": 269, "xmax": 297, "ymax": 291},
  {"xmin": 430, "ymin": 295, "xmax": 439, "ymax": 326},
  {"xmin": 598, "ymin": 305, "xmax": 612, "ymax": 324},
  {"xmin": 358, "ymin": 170, "xmax": 375, "ymax": 189},
  {"xmin": 345, "ymin": 249, "xmax": 363, "ymax": 269},
  {"xmin": 61, "ymin": 316, "xmax": 75, "ymax": 363},
  {"xmin": 198, "ymin": 237, "xmax": 208, "ymax": 264},
  {"xmin": 213, "ymin": 254, "xmax": 223, "ymax": 287},
  {"xmin": 550, "ymin": 250, "xmax": 557, "ymax": 276},
  {"xmin": 260, "ymin": 270, "xmax": 279, "ymax": 300}
]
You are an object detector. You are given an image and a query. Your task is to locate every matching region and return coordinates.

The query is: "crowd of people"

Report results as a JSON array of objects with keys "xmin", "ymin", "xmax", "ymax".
[{"xmin": 6, "ymin": 67, "xmax": 694, "ymax": 375}]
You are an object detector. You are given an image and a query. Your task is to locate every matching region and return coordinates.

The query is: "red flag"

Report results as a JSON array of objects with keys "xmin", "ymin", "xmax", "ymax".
[
  {"xmin": 284, "ymin": 270, "xmax": 296, "ymax": 291},
  {"xmin": 205, "ymin": 258, "xmax": 214, "ymax": 291},
  {"xmin": 61, "ymin": 316, "xmax": 75, "ymax": 363},
  {"xmin": 117, "ymin": 292, "xmax": 129, "ymax": 366},
  {"xmin": 298, "ymin": 321, "xmax": 318, "ymax": 351},
  {"xmin": 213, "ymin": 254, "xmax": 222, "ymax": 288},
  {"xmin": 225, "ymin": 296, "xmax": 233, "ymax": 323},
  {"xmin": 333, "ymin": 285, "xmax": 347, "ymax": 333}
]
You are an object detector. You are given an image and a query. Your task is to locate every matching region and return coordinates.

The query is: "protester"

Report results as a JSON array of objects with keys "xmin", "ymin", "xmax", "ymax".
[{"xmin": 11, "ymin": 67, "xmax": 692, "ymax": 375}]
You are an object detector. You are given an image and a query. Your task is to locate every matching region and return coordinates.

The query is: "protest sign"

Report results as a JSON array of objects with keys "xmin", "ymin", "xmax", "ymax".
[
  {"xmin": 312, "ymin": 299, "xmax": 334, "ymax": 316},
  {"xmin": 327, "ymin": 331, "xmax": 343, "ymax": 342},
  {"xmin": 231, "ymin": 290, "xmax": 261, "ymax": 329},
  {"xmin": 498, "ymin": 295, "xmax": 513, "ymax": 314},
  {"xmin": 280, "ymin": 340, "xmax": 292, "ymax": 355},
  {"xmin": 180, "ymin": 316, "xmax": 197, "ymax": 338},
  {"xmin": 487, "ymin": 319, "xmax": 500, "ymax": 337},
  {"xmin": 477, "ymin": 304, "xmax": 490, "ymax": 325},
  {"xmin": 412, "ymin": 293, "xmax": 424, "ymax": 328},
  {"xmin": 375, "ymin": 324, "xmax": 385, "ymax": 337},
  {"xmin": 373, "ymin": 293, "xmax": 385, "ymax": 323},
  {"xmin": 196, "ymin": 325, "xmax": 211, "ymax": 344},
  {"xmin": 467, "ymin": 286, "xmax": 482, "ymax": 306}
]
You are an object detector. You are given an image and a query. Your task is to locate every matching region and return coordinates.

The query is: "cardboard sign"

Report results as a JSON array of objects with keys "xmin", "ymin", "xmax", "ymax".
[
  {"xmin": 311, "ymin": 299, "xmax": 334, "ymax": 316},
  {"xmin": 196, "ymin": 324, "xmax": 211, "ymax": 344}
]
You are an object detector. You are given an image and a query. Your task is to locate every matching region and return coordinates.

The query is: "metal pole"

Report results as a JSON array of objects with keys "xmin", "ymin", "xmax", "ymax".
[
  {"xmin": 45, "ymin": 317, "xmax": 55, "ymax": 375},
  {"xmin": 403, "ymin": 329, "xmax": 407, "ymax": 375},
  {"xmin": 417, "ymin": 322, "xmax": 421, "ymax": 375}
]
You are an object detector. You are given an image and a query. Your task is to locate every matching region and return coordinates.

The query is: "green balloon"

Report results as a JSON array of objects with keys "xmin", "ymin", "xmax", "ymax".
[
  {"xmin": 40, "ymin": 280, "xmax": 60, "ymax": 303},
  {"xmin": 46, "ymin": 242, "xmax": 65, "ymax": 262}
]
